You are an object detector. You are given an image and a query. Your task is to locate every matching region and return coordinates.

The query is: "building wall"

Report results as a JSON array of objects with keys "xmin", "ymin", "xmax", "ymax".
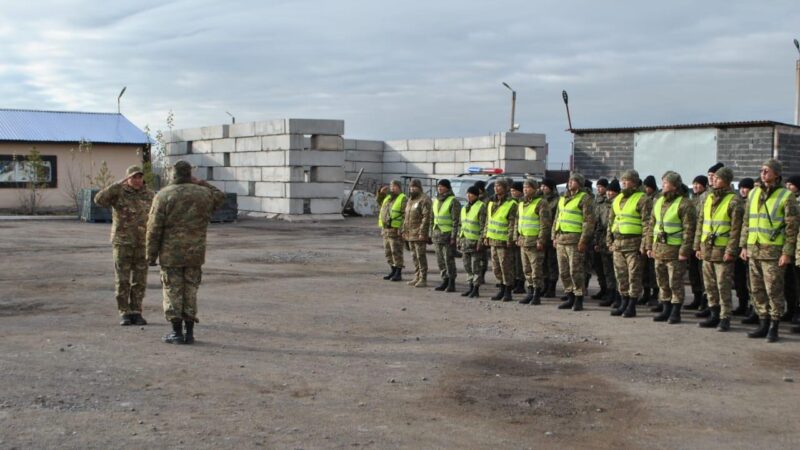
[
  {"xmin": 0, "ymin": 142, "xmax": 143, "ymax": 210},
  {"xmin": 573, "ymin": 132, "xmax": 634, "ymax": 179},
  {"xmin": 776, "ymin": 125, "xmax": 800, "ymax": 176},
  {"xmin": 716, "ymin": 126, "xmax": 774, "ymax": 179}
]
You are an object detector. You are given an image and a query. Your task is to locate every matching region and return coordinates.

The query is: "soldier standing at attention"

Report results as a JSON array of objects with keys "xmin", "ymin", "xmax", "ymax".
[
  {"xmin": 591, "ymin": 179, "xmax": 611, "ymax": 300},
  {"xmin": 693, "ymin": 167, "xmax": 744, "ymax": 331},
  {"xmin": 483, "ymin": 179, "xmax": 518, "ymax": 301},
  {"xmin": 639, "ymin": 175, "xmax": 660, "ymax": 307},
  {"xmin": 695, "ymin": 164, "xmax": 724, "ymax": 318},
  {"xmin": 598, "ymin": 179, "xmax": 621, "ymax": 308},
  {"xmin": 431, "ymin": 179, "xmax": 461, "ymax": 293},
  {"xmin": 741, "ymin": 159, "xmax": 798, "ymax": 342},
  {"xmin": 460, "ymin": 186, "xmax": 487, "ymax": 298},
  {"xmin": 782, "ymin": 175, "xmax": 800, "ymax": 324},
  {"xmin": 540, "ymin": 178, "xmax": 560, "ymax": 298},
  {"xmin": 379, "ymin": 180, "xmax": 407, "ymax": 282},
  {"xmin": 516, "ymin": 179, "xmax": 552, "ymax": 305},
  {"xmin": 146, "ymin": 160, "xmax": 225, "ymax": 344},
  {"xmin": 608, "ymin": 170, "xmax": 653, "ymax": 318},
  {"xmin": 402, "ymin": 179, "xmax": 432, "ymax": 288},
  {"xmin": 645, "ymin": 171, "xmax": 695, "ymax": 324},
  {"xmin": 686, "ymin": 175, "xmax": 709, "ymax": 310},
  {"xmin": 735, "ymin": 178, "xmax": 755, "ymax": 322},
  {"xmin": 553, "ymin": 172, "xmax": 595, "ymax": 311},
  {"xmin": 510, "ymin": 182, "xmax": 527, "ymax": 294},
  {"xmin": 94, "ymin": 165, "xmax": 155, "ymax": 326}
]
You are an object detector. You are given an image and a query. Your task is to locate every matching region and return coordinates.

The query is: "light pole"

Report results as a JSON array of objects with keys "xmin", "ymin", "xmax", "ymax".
[
  {"xmin": 226, "ymin": 111, "xmax": 236, "ymax": 124},
  {"xmin": 794, "ymin": 38, "xmax": 800, "ymax": 126},
  {"xmin": 117, "ymin": 86, "xmax": 126, "ymax": 114},
  {"xmin": 502, "ymin": 82, "xmax": 517, "ymax": 132}
]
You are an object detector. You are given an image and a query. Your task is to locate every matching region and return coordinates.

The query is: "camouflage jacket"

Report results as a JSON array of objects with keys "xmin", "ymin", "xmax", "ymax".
[
  {"xmin": 482, "ymin": 194, "xmax": 518, "ymax": 247},
  {"xmin": 645, "ymin": 188, "xmax": 696, "ymax": 260},
  {"xmin": 551, "ymin": 189, "xmax": 595, "ymax": 246},
  {"xmin": 380, "ymin": 193, "xmax": 407, "ymax": 238},
  {"xmin": 693, "ymin": 187, "xmax": 744, "ymax": 262},
  {"xmin": 94, "ymin": 182, "xmax": 155, "ymax": 246},
  {"xmin": 606, "ymin": 187, "xmax": 653, "ymax": 253},
  {"xmin": 402, "ymin": 193, "xmax": 432, "ymax": 242},
  {"xmin": 514, "ymin": 193, "xmax": 552, "ymax": 247},
  {"xmin": 740, "ymin": 182, "xmax": 799, "ymax": 260},
  {"xmin": 594, "ymin": 194, "xmax": 613, "ymax": 252},
  {"xmin": 541, "ymin": 191, "xmax": 559, "ymax": 242},
  {"xmin": 430, "ymin": 191, "xmax": 462, "ymax": 243},
  {"xmin": 146, "ymin": 180, "xmax": 226, "ymax": 267},
  {"xmin": 458, "ymin": 200, "xmax": 487, "ymax": 253}
]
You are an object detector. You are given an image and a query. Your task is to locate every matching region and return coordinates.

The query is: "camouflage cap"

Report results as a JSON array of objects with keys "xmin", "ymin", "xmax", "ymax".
[
  {"xmin": 715, "ymin": 167, "xmax": 734, "ymax": 184},
  {"xmin": 409, "ymin": 178, "xmax": 422, "ymax": 189},
  {"xmin": 569, "ymin": 171, "xmax": 585, "ymax": 187},
  {"xmin": 523, "ymin": 178, "xmax": 539, "ymax": 190},
  {"xmin": 126, "ymin": 165, "xmax": 144, "ymax": 176},
  {"xmin": 390, "ymin": 179, "xmax": 402, "ymax": 188},
  {"xmin": 762, "ymin": 159, "xmax": 782, "ymax": 175},
  {"xmin": 494, "ymin": 179, "xmax": 510, "ymax": 190},
  {"xmin": 661, "ymin": 170, "xmax": 682, "ymax": 187},
  {"xmin": 621, "ymin": 169, "xmax": 640, "ymax": 182},
  {"xmin": 172, "ymin": 160, "xmax": 193, "ymax": 178}
]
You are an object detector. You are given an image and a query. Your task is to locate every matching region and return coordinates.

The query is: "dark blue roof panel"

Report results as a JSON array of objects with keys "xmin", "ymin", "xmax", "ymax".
[{"xmin": 0, "ymin": 109, "xmax": 150, "ymax": 145}]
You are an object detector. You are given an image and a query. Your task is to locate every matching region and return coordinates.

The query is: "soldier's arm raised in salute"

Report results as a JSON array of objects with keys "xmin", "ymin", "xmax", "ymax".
[
  {"xmin": 193, "ymin": 177, "xmax": 226, "ymax": 211},
  {"xmin": 93, "ymin": 181, "xmax": 123, "ymax": 208}
]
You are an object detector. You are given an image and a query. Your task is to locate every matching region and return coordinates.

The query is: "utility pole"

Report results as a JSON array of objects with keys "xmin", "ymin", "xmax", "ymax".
[
  {"xmin": 502, "ymin": 82, "xmax": 517, "ymax": 132},
  {"xmin": 794, "ymin": 39, "xmax": 800, "ymax": 126},
  {"xmin": 117, "ymin": 86, "xmax": 126, "ymax": 114}
]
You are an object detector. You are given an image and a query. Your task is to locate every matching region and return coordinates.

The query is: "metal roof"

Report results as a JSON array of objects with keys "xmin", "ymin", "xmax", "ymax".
[
  {"xmin": 571, "ymin": 120, "xmax": 800, "ymax": 134},
  {"xmin": 0, "ymin": 108, "xmax": 150, "ymax": 145}
]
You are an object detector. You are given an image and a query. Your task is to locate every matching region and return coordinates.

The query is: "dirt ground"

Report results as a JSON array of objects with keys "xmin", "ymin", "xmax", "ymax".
[{"xmin": 0, "ymin": 217, "xmax": 798, "ymax": 450}]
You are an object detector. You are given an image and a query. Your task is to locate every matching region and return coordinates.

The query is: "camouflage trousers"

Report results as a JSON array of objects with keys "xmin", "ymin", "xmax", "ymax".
[
  {"xmin": 462, "ymin": 249, "xmax": 487, "ymax": 286},
  {"xmin": 161, "ymin": 266, "xmax": 202, "ymax": 323},
  {"xmin": 113, "ymin": 244, "xmax": 148, "ymax": 316},
  {"xmin": 613, "ymin": 250, "xmax": 643, "ymax": 299},
  {"xmin": 491, "ymin": 245, "xmax": 515, "ymax": 286},
  {"xmin": 556, "ymin": 243, "xmax": 586, "ymax": 296},
  {"xmin": 655, "ymin": 259, "xmax": 687, "ymax": 304},
  {"xmin": 434, "ymin": 242, "xmax": 457, "ymax": 280},
  {"xmin": 521, "ymin": 245, "xmax": 546, "ymax": 289},
  {"xmin": 596, "ymin": 251, "xmax": 617, "ymax": 290},
  {"xmin": 383, "ymin": 235, "xmax": 404, "ymax": 269},
  {"xmin": 543, "ymin": 242, "xmax": 559, "ymax": 283},
  {"xmin": 702, "ymin": 260, "xmax": 734, "ymax": 318},
  {"xmin": 408, "ymin": 241, "xmax": 428, "ymax": 280},
  {"xmin": 749, "ymin": 258, "xmax": 786, "ymax": 320}
]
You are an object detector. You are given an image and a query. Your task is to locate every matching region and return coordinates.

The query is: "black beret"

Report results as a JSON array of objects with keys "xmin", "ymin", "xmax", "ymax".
[
  {"xmin": 643, "ymin": 175, "xmax": 657, "ymax": 190},
  {"xmin": 787, "ymin": 175, "xmax": 800, "ymax": 188},
  {"xmin": 708, "ymin": 163, "xmax": 724, "ymax": 174},
  {"xmin": 467, "ymin": 186, "xmax": 480, "ymax": 196},
  {"xmin": 541, "ymin": 178, "xmax": 557, "ymax": 190},
  {"xmin": 438, "ymin": 179, "xmax": 451, "ymax": 189},
  {"xmin": 473, "ymin": 180, "xmax": 486, "ymax": 191},
  {"xmin": 693, "ymin": 175, "xmax": 708, "ymax": 187},
  {"xmin": 511, "ymin": 181, "xmax": 524, "ymax": 192},
  {"xmin": 607, "ymin": 179, "xmax": 621, "ymax": 192},
  {"xmin": 738, "ymin": 177, "xmax": 754, "ymax": 189},
  {"xmin": 596, "ymin": 178, "xmax": 609, "ymax": 187}
]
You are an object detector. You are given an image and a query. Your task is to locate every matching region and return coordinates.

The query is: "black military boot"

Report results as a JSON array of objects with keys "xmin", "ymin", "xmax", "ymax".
[
  {"xmin": 717, "ymin": 317, "xmax": 731, "ymax": 332},
  {"xmin": 685, "ymin": 291, "xmax": 703, "ymax": 310},
  {"xmin": 699, "ymin": 305, "xmax": 721, "ymax": 328},
  {"xmin": 741, "ymin": 306, "xmax": 760, "ymax": 324},
  {"xmin": 162, "ymin": 320, "xmax": 184, "ymax": 344},
  {"xmin": 544, "ymin": 280, "xmax": 556, "ymax": 298},
  {"xmin": 599, "ymin": 289, "xmax": 617, "ymax": 307},
  {"xmin": 462, "ymin": 282, "xmax": 474, "ymax": 297},
  {"xmin": 611, "ymin": 296, "xmax": 628, "ymax": 316},
  {"xmin": 747, "ymin": 317, "xmax": 771, "ymax": 338},
  {"xmin": 766, "ymin": 320, "xmax": 780, "ymax": 343},
  {"xmin": 591, "ymin": 287, "xmax": 607, "ymax": 300},
  {"xmin": 131, "ymin": 314, "xmax": 148, "ymax": 326},
  {"xmin": 622, "ymin": 297, "xmax": 637, "ymax": 318},
  {"xmin": 383, "ymin": 266, "xmax": 397, "ymax": 280},
  {"xmin": 469, "ymin": 284, "xmax": 481, "ymax": 298},
  {"xmin": 668, "ymin": 303, "xmax": 682, "ymax": 324},
  {"xmin": 119, "ymin": 314, "xmax": 133, "ymax": 326},
  {"xmin": 791, "ymin": 324, "xmax": 800, "ymax": 334},
  {"xmin": 389, "ymin": 268, "xmax": 402, "ymax": 282},
  {"xmin": 434, "ymin": 277, "xmax": 449, "ymax": 291},
  {"xmin": 695, "ymin": 295, "xmax": 710, "ymax": 318},
  {"xmin": 184, "ymin": 320, "xmax": 195, "ymax": 344},
  {"xmin": 531, "ymin": 287, "xmax": 542, "ymax": 305},
  {"xmin": 445, "ymin": 277, "xmax": 456, "ymax": 293},
  {"xmin": 513, "ymin": 280, "xmax": 526, "ymax": 294},
  {"xmin": 502, "ymin": 285, "xmax": 514, "ymax": 302},
  {"xmin": 731, "ymin": 298, "xmax": 748, "ymax": 316},
  {"xmin": 649, "ymin": 288, "xmax": 660, "ymax": 307},
  {"xmin": 793, "ymin": 310, "xmax": 800, "ymax": 325},
  {"xmin": 519, "ymin": 286, "xmax": 534, "ymax": 304},
  {"xmin": 653, "ymin": 302, "xmax": 672, "ymax": 322},
  {"xmin": 572, "ymin": 295, "xmax": 584, "ymax": 312},
  {"xmin": 558, "ymin": 292, "xmax": 576, "ymax": 310},
  {"xmin": 637, "ymin": 288, "xmax": 651, "ymax": 306},
  {"xmin": 650, "ymin": 302, "xmax": 664, "ymax": 313},
  {"xmin": 781, "ymin": 300, "xmax": 796, "ymax": 322},
  {"xmin": 491, "ymin": 285, "xmax": 505, "ymax": 301}
]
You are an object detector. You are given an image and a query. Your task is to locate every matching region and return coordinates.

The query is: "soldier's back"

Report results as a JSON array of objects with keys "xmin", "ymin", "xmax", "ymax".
[{"xmin": 154, "ymin": 184, "xmax": 217, "ymax": 267}]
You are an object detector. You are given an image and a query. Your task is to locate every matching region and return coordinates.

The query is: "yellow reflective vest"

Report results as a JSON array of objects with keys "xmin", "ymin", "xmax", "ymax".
[
  {"xmin": 612, "ymin": 192, "xmax": 644, "ymax": 235},
  {"xmin": 486, "ymin": 200, "xmax": 515, "ymax": 241},
  {"xmin": 701, "ymin": 192, "xmax": 734, "ymax": 246},
  {"xmin": 518, "ymin": 198, "xmax": 543, "ymax": 237},
  {"xmin": 653, "ymin": 196, "xmax": 684, "ymax": 246},
  {"xmin": 555, "ymin": 192, "xmax": 586, "ymax": 233},
  {"xmin": 433, "ymin": 195, "xmax": 455, "ymax": 233},
  {"xmin": 378, "ymin": 193, "xmax": 405, "ymax": 229},
  {"xmin": 460, "ymin": 200, "xmax": 484, "ymax": 240},
  {"xmin": 747, "ymin": 187, "xmax": 791, "ymax": 246}
]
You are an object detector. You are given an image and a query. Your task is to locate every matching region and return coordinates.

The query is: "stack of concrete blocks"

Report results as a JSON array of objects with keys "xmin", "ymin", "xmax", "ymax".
[
  {"xmin": 343, "ymin": 139, "xmax": 385, "ymax": 193},
  {"xmin": 164, "ymin": 119, "xmax": 346, "ymax": 220},
  {"xmin": 381, "ymin": 132, "xmax": 547, "ymax": 183}
]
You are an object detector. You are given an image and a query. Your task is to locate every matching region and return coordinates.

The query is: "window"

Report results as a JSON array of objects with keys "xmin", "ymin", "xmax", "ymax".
[{"xmin": 0, "ymin": 155, "xmax": 58, "ymax": 188}]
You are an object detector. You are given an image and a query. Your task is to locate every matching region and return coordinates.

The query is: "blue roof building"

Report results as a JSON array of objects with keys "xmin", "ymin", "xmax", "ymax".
[{"xmin": 0, "ymin": 109, "xmax": 150, "ymax": 145}]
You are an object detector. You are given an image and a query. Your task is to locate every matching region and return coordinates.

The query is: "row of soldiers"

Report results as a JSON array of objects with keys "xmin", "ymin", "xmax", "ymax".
[{"xmin": 378, "ymin": 158, "xmax": 800, "ymax": 343}]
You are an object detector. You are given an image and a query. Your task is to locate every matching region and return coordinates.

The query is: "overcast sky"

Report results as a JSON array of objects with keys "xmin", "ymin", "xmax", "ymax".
[{"xmin": 1, "ymin": 0, "xmax": 799, "ymax": 165}]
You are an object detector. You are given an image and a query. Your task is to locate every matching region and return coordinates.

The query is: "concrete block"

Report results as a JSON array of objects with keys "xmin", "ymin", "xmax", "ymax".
[
  {"xmin": 254, "ymin": 119, "xmax": 286, "ymax": 136},
  {"xmin": 434, "ymin": 137, "xmax": 465, "ymax": 150},
  {"xmin": 407, "ymin": 162, "xmax": 434, "ymax": 175},
  {"xmin": 286, "ymin": 150, "xmax": 345, "ymax": 166},
  {"xmin": 212, "ymin": 167, "xmax": 236, "ymax": 181},
  {"xmin": 463, "ymin": 135, "xmax": 496, "ymax": 149},
  {"xmin": 525, "ymin": 147, "xmax": 545, "ymax": 160},
  {"xmin": 208, "ymin": 180, "xmax": 225, "ymax": 191},
  {"xmin": 191, "ymin": 140, "xmax": 213, "ymax": 154},
  {"xmin": 255, "ymin": 182, "xmax": 286, "ymax": 197},
  {"xmin": 310, "ymin": 198, "xmax": 342, "ymax": 214},
  {"xmin": 501, "ymin": 132, "xmax": 546, "ymax": 147},
  {"xmin": 407, "ymin": 139, "xmax": 434, "ymax": 151},
  {"xmin": 343, "ymin": 139, "xmax": 357, "ymax": 149},
  {"xmin": 174, "ymin": 127, "xmax": 204, "ymax": 142},
  {"xmin": 286, "ymin": 118, "xmax": 344, "ymax": 136},
  {"xmin": 427, "ymin": 150, "xmax": 456, "ymax": 163},
  {"xmin": 201, "ymin": 125, "xmax": 229, "ymax": 140},
  {"xmin": 404, "ymin": 151, "xmax": 428, "ymax": 163},
  {"xmin": 262, "ymin": 134, "xmax": 304, "ymax": 151},
  {"xmin": 382, "ymin": 150, "xmax": 405, "ymax": 162},
  {"xmin": 235, "ymin": 167, "xmax": 262, "ymax": 181},
  {"xmin": 355, "ymin": 140, "xmax": 384, "ymax": 151},
  {"xmin": 454, "ymin": 150, "xmax": 470, "ymax": 162},
  {"xmin": 196, "ymin": 153, "xmax": 225, "ymax": 167},
  {"xmin": 384, "ymin": 140, "xmax": 408, "ymax": 151},
  {"xmin": 501, "ymin": 146, "xmax": 526, "ymax": 160},
  {"xmin": 348, "ymin": 162, "xmax": 383, "ymax": 174},
  {"xmin": 503, "ymin": 159, "xmax": 544, "ymax": 175},
  {"xmin": 166, "ymin": 141, "xmax": 189, "ymax": 156},
  {"xmin": 237, "ymin": 195, "xmax": 262, "ymax": 212},
  {"xmin": 345, "ymin": 150, "xmax": 383, "ymax": 162},
  {"xmin": 228, "ymin": 122, "xmax": 256, "ymax": 138},
  {"xmin": 434, "ymin": 162, "xmax": 461, "ymax": 175},
  {"xmin": 310, "ymin": 135, "xmax": 344, "ymax": 151},
  {"xmin": 224, "ymin": 181, "xmax": 252, "ymax": 196},
  {"xmin": 213, "ymin": 138, "xmax": 236, "ymax": 153},
  {"xmin": 262, "ymin": 166, "xmax": 305, "ymax": 182},
  {"xmin": 229, "ymin": 150, "xmax": 285, "ymax": 167},
  {"xmin": 286, "ymin": 182, "xmax": 343, "ymax": 199},
  {"xmin": 262, "ymin": 198, "xmax": 304, "ymax": 215},
  {"xmin": 383, "ymin": 162, "xmax": 407, "ymax": 173},
  {"xmin": 162, "ymin": 130, "xmax": 176, "ymax": 144},
  {"xmin": 470, "ymin": 148, "xmax": 499, "ymax": 162},
  {"xmin": 312, "ymin": 166, "xmax": 345, "ymax": 183},
  {"xmin": 235, "ymin": 137, "xmax": 262, "ymax": 152}
]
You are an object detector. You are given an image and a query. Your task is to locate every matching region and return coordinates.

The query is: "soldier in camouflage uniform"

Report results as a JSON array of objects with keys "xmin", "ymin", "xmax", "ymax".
[
  {"xmin": 402, "ymin": 179, "xmax": 432, "ymax": 288},
  {"xmin": 607, "ymin": 170, "xmax": 653, "ymax": 318},
  {"xmin": 509, "ymin": 182, "xmax": 527, "ymax": 294},
  {"xmin": 540, "ymin": 178, "xmax": 560, "ymax": 297},
  {"xmin": 515, "ymin": 179, "xmax": 553, "ymax": 305},
  {"xmin": 459, "ymin": 186, "xmax": 487, "ymax": 298},
  {"xmin": 735, "ymin": 178, "xmax": 755, "ymax": 322},
  {"xmin": 741, "ymin": 159, "xmax": 799, "ymax": 342},
  {"xmin": 590, "ymin": 179, "xmax": 610, "ymax": 300},
  {"xmin": 686, "ymin": 175, "xmax": 709, "ymax": 310},
  {"xmin": 645, "ymin": 171, "xmax": 696, "ymax": 324},
  {"xmin": 431, "ymin": 179, "xmax": 461, "ymax": 293},
  {"xmin": 483, "ymin": 179, "xmax": 518, "ymax": 301},
  {"xmin": 639, "ymin": 175, "xmax": 660, "ymax": 306},
  {"xmin": 94, "ymin": 165, "xmax": 155, "ymax": 326},
  {"xmin": 693, "ymin": 167, "xmax": 744, "ymax": 331},
  {"xmin": 597, "ymin": 180, "xmax": 621, "ymax": 307},
  {"xmin": 146, "ymin": 160, "xmax": 225, "ymax": 344},
  {"xmin": 380, "ymin": 180, "xmax": 407, "ymax": 282},
  {"xmin": 694, "ymin": 164, "xmax": 725, "ymax": 318}
]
